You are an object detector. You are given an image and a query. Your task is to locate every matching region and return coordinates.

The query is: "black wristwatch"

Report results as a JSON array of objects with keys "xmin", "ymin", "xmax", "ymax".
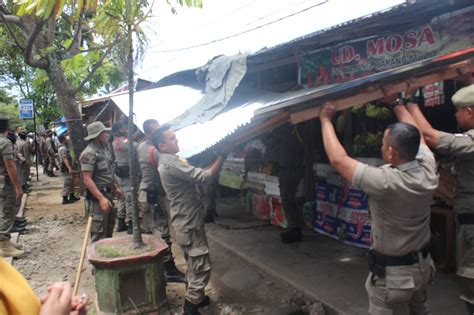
[
  {"xmin": 404, "ymin": 96, "xmax": 419, "ymax": 104},
  {"xmin": 387, "ymin": 98, "xmax": 406, "ymax": 109}
]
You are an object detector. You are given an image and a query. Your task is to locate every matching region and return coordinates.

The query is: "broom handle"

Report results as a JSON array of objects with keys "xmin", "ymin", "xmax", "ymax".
[{"xmin": 73, "ymin": 216, "xmax": 93, "ymax": 296}]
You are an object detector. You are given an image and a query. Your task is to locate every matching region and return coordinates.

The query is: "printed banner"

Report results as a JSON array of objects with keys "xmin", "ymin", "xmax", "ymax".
[{"xmin": 300, "ymin": 6, "xmax": 474, "ymax": 87}]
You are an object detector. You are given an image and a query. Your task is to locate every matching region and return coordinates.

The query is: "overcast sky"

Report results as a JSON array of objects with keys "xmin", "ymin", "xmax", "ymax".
[{"xmin": 136, "ymin": 0, "xmax": 406, "ymax": 82}]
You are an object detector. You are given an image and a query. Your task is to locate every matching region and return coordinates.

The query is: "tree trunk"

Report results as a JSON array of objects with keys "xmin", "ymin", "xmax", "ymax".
[
  {"xmin": 126, "ymin": 10, "xmax": 144, "ymax": 248},
  {"xmin": 46, "ymin": 59, "xmax": 86, "ymax": 162}
]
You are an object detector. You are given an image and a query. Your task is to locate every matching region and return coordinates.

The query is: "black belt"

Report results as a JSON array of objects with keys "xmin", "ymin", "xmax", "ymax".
[
  {"xmin": 85, "ymin": 186, "xmax": 114, "ymax": 200},
  {"xmin": 457, "ymin": 213, "xmax": 474, "ymax": 225},
  {"xmin": 368, "ymin": 244, "xmax": 430, "ymax": 278}
]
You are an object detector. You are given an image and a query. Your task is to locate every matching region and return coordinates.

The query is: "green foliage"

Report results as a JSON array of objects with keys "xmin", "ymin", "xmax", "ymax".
[
  {"xmin": 175, "ymin": 0, "xmax": 203, "ymax": 8},
  {"xmin": 352, "ymin": 102, "xmax": 393, "ymax": 120},
  {"xmin": 353, "ymin": 131, "xmax": 383, "ymax": 157}
]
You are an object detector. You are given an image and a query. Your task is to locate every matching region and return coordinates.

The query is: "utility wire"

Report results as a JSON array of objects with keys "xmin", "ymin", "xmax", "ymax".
[{"xmin": 149, "ymin": 0, "xmax": 328, "ymax": 53}]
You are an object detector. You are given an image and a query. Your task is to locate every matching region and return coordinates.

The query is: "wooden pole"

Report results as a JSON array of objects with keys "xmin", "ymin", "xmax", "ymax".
[{"xmin": 73, "ymin": 216, "xmax": 93, "ymax": 296}]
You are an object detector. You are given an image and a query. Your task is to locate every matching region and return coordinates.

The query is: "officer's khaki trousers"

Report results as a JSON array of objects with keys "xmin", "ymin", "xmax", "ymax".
[
  {"xmin": 61, "ymin": 171, "xmax": 73, "ymax": 196},
  {"xmin": 20, "ymin": 163, "xmax": 29, "ymax": 186},
  {"xmin": 365, "ymin": 254, "xmax": 435, "ymax": 315},
  {"xmin": 43, "ymin": 154, "xmax": 49, "ymax": 174},
  {"xmin": 117, "ymin": 177, "xmax": 132, "ymax": 221},
  {"xmin": 85, "ymin": 197, "xmax": 116, "ymax": 242},
  {"xmin": 0, "ymin": 182, "xmax": 15, "ymax": 241},
  {"xmin": 456, "ymin": 224, "xmax": 474, "ymax": 305},
  {"xmin": 175, "ymin": 226, "xmax": 211, "ymax": 305},
  {"xmin": 140, "ymin": 195, "xmax": 172, "ymax": 263},
  {"xmin": 47, "ymin": 153, "xmax": 55, "ymax": 172}
]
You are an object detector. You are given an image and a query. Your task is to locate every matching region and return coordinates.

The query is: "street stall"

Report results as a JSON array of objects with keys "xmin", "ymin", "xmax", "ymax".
[{"xmin": 78, "ymin": 0, "xmax": 473, "ymax": 273}]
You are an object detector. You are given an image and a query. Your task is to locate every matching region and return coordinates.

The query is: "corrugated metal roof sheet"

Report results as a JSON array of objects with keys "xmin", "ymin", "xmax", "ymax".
[
  {"xmin": 111, "ymin": 85, "xmax": 204, "ymax": 131},
  {"xmin": 174, "ymin": 86, "xmax": 332, "ymax": 158},
  {"xmin": 175, "ymin": 47, "xmax": 474, "ymax": 158}
]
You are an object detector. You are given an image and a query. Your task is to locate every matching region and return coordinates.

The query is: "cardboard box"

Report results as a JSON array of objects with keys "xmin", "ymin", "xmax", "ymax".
[
  {"xmin": 269, "ymin": 196, "xmax": 287, "ymax": 228},
  {"xmin": 251, "ymin": 192, "xmax": 271, "ymax": 221},
  {"xmin": 314, "ymin": 182, "xmax": 371, "ymax": 248}
]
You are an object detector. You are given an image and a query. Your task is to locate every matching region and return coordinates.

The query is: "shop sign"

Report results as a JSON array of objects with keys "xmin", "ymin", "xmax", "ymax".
[
  {"xmin": 300, "ymin": 6, "xmax": 474, "ymax": 87},
  {"xmin": 19, "ymin": 99, "xmax": 34, "ymax": 119}
]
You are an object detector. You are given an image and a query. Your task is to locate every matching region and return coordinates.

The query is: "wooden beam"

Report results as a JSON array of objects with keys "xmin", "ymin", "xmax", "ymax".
[
  {"xmin": 290, "ymin": 62, "xmax": 474, "ymax": 124},
  {"xmin": 226, "ymin": 112, "xmax": 290, "ymax": 147}
]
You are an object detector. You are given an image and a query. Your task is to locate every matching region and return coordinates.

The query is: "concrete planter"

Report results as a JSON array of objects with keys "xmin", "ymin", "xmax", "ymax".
[{"xmin": 88, "ymin": 235, "xmax": 168, "ymax": 314}]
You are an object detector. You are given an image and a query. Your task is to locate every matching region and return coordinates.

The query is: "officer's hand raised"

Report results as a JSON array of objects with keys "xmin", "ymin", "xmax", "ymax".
[
  {"xmin": 320, "ymin": 102, "xmax": 336, "ymax": 122},
  {"xmin": 99, "ymin": 197, "xmax": 113, "ymax": 212}
]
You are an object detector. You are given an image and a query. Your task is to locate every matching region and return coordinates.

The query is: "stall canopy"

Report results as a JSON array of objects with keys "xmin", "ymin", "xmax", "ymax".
[{"xmin": 174, "ymin": 48, "xmax": 474, "ymax": 158}]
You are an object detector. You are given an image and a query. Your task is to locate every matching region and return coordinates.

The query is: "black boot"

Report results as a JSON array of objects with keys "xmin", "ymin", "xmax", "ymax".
[
  {"xmin": 280, "ymin": 228, "xmax": 302, "ymax": 243},
  {"xmin": 50, "ymin": 171, "xmax": 57, "ymax": 177},
  {"xmin": 62, "ymin": 196, "xmax": 74, "ymax": 205},
  {"xmin": 127, "ymin": 220, "xmax": 133, "ymax": 234},
  {"xmin": 69, "ymin": 193, "xmax": 80, "ymax": 202},
  {"xmin": 183, "ymin": 300, "xmax": 200, "ymax": 315},
  {"xmin": 15, "ymin": 217, "xmax": 27, "ymax": 224},
  {"xmin": 13, "ymin": 220, "xmax": 27, "ymax": 228},
  {"xmin": 116, "ymin": 218, "xmax": 128, "ymax": 232},
  {"xmin": 197, "ymin": 296, "xmax": 210, "ymax": 308},
  {"xmin": 204, "ymin": 210, "xmax": 216, "ymax": 223},
  {"xmin": 22, "ymin": 185, "xmax": 31, "ymax": 193},
  {"xmin": 164, "ymin": 260, "xmax": 186, "ymax": 283},
  {"xmin": 10, "ymin": 224, "xmax": 28, "ymax": 234}
]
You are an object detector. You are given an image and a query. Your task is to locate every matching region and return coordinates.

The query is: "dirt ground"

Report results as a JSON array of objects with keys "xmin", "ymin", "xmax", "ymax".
[{"xmin": 12, "ymin": 174, "xmax": 321, "ymax": 315}]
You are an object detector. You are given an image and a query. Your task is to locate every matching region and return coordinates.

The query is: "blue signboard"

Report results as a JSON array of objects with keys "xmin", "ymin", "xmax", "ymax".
[{"xmin": 19, "ymin": 99, "xmax": 34, "ymax": 119}]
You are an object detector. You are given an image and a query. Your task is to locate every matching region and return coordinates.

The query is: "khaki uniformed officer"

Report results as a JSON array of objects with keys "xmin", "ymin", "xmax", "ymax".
[
  {"xmin": 320, "ymin": 100, "xmax": 438, "ymax": 314},
  {"xmin": 111, "ymin": 121, "xmax": 137, "ymax": 233},
  {"xmin": 137, "ymin": 119, "xmax": 186, "ymax": 283},
  {"xmin": 0, "ymin": 118, "xmax": 24, "ymax": 258},
  {"xmin": 152, "ymin": 125, "xmax": 224, "ymax": 315},
  {"xmin": 15, "ymin": 131, "xmax": 31, "ymax": 193},
  {"xmin": 45, "ymin": 131, "xmax": 57, "ymax": 177},
  {"xmin": 80, "ymin": 121, "xmax": 123, "ymax": 242},
  {"xmin": 405, "ymin": 82, "xmax": 474, "ymax": 312},
  {"xmin": 58, "ymin": 134, "xmax": 79, "ymax": 205}
]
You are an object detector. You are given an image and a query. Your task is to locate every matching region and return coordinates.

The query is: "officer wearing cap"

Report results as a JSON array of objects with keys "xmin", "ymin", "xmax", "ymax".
[
  {"xmin": 79, "ymin": 121, "xmax": 123, "ymax": 242},
  {"xmin": 0, "ymin": 118, "xmax": 24, "ymax": 257},
  {"xmin": 405, "ymin": 82, "xmax": 474, "ymax": 312},
  {"xmin": 320, "ymin": 94, "xmax": 438, "ymax": 314}
]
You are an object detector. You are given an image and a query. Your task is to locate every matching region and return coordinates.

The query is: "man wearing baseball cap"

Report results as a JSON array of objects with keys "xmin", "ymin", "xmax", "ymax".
[
  {"xmin": 404, "ymin": 81, "xmax": 474, "ymax": 313},
  {"xmin": 80, "ymin": 121, "xmax": 123, "ymax": 242}
]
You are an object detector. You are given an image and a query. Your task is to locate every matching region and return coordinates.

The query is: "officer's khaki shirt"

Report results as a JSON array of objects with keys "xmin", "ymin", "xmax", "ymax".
[
  {"xmin": 158, "ymin": 153, "xmax": 212, "ymax": 231},
  {"xmin": 79, "ymin": 141, "xmax": 114, "ymax": 188},
  {"xmin": 0, "ymin": 134, "xmax": 14, "ymax": 179},
  {"xmin": 137, "ymin": 139, "xmax": 161, "ymax": 191},
  {"xmin": 436, "ymin": 129, "xmax": 474, "ymax": 214},
  {"xmin": 58, "ymin": 144, "xmax": 70, "ymax": 172},
  {"xmin": 352, "ymin": 144, "xmax": 438, "ymax": 256},
  {"xmin": 112, "ymin": 136, "xmax": 138, "ymax": 166},
  {"xmin": 46, "ymin": 137, "xmax": 55, "ymax": 155},
  {"xmin": 15, "ymin": 138, "xmax": 31, "ymax": 164}
]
